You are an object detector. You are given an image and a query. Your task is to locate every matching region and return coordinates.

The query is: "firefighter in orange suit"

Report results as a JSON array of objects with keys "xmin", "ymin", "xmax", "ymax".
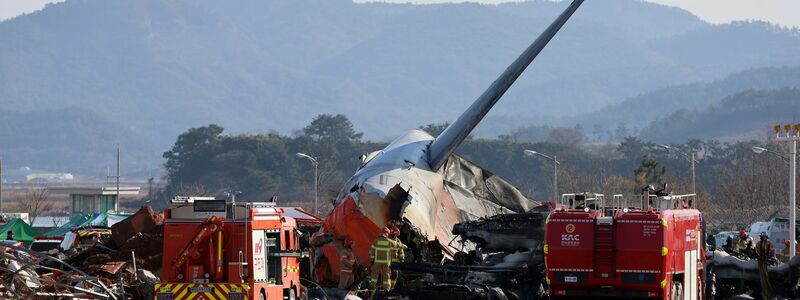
[
  {"xmin": 369, "ymin": 227, "xmax": 393, "ymax": 291},
  {"xmin": 339, "ymin": 239, "xmax": 357, "ymax": 289}
]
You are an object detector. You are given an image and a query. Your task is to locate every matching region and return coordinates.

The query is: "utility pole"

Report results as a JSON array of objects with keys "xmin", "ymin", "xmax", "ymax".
[
  {"xmin": 107, "ymin": 148, "xmax": 121, "ymax": 212},
  {"xmin": 775, "ymin": 123, "xmax": 800, "ymax": 259},
  {"xmin": 116, "ymin": 147, "xmax": 120, "ymax": 212},
  {"xmin": 0, "ymin": 159, "xmax": 3, "ymax": 214}
]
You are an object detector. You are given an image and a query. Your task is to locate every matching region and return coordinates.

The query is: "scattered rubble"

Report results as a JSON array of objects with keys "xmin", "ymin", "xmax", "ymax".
[
  {"xmin": 0, "ymin": 206, "xmax": 164, "ymax": 299},
  {"xmin": 110, "ymin": 206, "xmax": 163, "ymax": 248}
]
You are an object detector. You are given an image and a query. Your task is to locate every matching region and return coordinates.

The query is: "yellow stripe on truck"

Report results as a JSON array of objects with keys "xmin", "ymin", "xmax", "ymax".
[
  {"xmin": 214, "ymin": 287, "xmax": 227, "ymax": 300},
  {"xmin": 174, "ymin": 287, "xmax": 189, "ymax": 300},
  {"xmin": 154, "ymin": 283, "xmax": 250, "ymax": 300}
]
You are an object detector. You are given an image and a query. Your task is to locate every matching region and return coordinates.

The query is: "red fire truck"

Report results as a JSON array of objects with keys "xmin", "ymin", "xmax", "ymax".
[
  {"xmin": 155, "ymin": 196, "xmax": 321, "ymax": 300},
  {"xmin": 544, "ymin": 191, "xmax": 705, "ymax": 299}
]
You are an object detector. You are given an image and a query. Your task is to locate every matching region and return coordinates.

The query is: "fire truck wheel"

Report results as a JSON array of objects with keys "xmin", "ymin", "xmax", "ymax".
[
  {"xmin": 259, "ymin": 289, "xmax": 266, "ymax": 300},
  {"xmin": 288, "ymin": 287, "xmax": 297, "ymax": 300},
  {"xmin": 671, "ymin": 281, "xmax": 683, "ymax": 300}
]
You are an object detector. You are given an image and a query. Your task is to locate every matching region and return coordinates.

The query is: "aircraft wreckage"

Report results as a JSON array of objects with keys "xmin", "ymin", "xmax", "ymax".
[{"xmin": 309, "ymin": 0, "xmax": 585, "ymax": 296}]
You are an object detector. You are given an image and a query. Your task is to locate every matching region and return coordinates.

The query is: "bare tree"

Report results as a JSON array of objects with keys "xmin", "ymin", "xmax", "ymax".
[
  {"xmin": 16, "ymin": 184, "xmax": 53, "ymax": 226},
  {"xmin": 708, "ymin": 151, "xmax": 788, "ymax": 229},
  {"xmin": 558, "ymin": 162, "xmax": 635, "ymax": 197},
  {"xmin": 174, "ymin": 182, "xmax": 212, "ymax": 197},
  {"xmin": 51, "ymin": 206, "xmax": 70, "ymax": 227},
  {"xmin": 549, "ymin": 127, "xmax": 585, "ymax": 147}
]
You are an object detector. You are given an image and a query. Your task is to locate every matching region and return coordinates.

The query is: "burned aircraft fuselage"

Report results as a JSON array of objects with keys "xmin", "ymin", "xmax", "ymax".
[{"xmin": 312, "ymin": 129, "xmax": 537, "ymax": 284}]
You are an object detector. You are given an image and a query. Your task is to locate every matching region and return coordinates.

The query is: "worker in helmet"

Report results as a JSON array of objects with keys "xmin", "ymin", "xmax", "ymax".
[
  {"xmin": 389, "ymin": 226, "xmax": 407, "ymax": 289},
  {"xmin": 779, "ymin": 240, "xmax": 793, "ymax": 263},
  {"xmin": 737, "ymin": 230, "xmax": 755, "ymax": 259},
  {"xmin": 737, "ymin": 230, "xmax": 747, "ymax": 244},
  {"xmin": 339, "ymin": 239, "xmax": 357, "ymax": 289},
  {"xmin": 369, "ymin": 227, "xmax": 393, "ymax": 291},
  {"xmin": 755, "ymin": 232, "xmax": 775, "ymax": 299}
]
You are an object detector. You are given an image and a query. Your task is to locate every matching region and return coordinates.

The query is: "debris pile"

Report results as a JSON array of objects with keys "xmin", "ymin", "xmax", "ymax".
[
  {"xmin": 0, "ymin": 206, "xmax": 164, "ymax": 299},
  {"xmin": 391, "ymin": 208, "xmax": 551, "ymax": 300}
]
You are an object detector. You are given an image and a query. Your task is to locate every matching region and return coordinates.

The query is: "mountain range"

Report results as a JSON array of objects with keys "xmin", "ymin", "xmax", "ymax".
[
  {"xmin": 0, "ymin": 0, "xmax": 798, "ymax": 175},
  {"xmin": 640, "ymin": 88, "xmax": 800, "ymax": 143}
]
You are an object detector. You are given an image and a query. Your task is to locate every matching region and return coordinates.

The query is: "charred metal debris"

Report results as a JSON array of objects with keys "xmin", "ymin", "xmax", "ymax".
[
  {"xmin": 0, "ymin": 206, "xmax": 163, "ymax": 299},
  {"xmin": 384, "ymin": 208, "xmax": 551, "ymax": 300}
]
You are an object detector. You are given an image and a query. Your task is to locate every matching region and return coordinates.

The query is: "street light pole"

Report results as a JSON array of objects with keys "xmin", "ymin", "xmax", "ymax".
[
  {"xmin": 752, "ymin": 146, "xmax": 790, "ymax": 161},
  {"xmin": 774, "ymin": 124, "xmax": 800, "ymax": 259},
  {"xmin": 524, "ymin": 149, "xmax": 560, "ymax": 202},
  {"xmin": 553, "ymin": 155, "xmax": 558, "ymax": 204},
  {"xmin": 792, "ymin": 140, "xmax": 797, "ymax": 259},
  {"xmin": 657, "ymin": 144, "xmax": 697, "ymax": 196},
  {"xmin": 296, "ymin": 153, "xmax": 319, "ymax": 215},
  {"xmin": 754, "ymin": 144, "xmax": 795, "ymax": 258}
]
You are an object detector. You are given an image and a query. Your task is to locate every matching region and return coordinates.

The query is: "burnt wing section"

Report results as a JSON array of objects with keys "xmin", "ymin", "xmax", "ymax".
[{"xmin": 443, "ymin": 155, "xmax": 534, "ymax": 215}]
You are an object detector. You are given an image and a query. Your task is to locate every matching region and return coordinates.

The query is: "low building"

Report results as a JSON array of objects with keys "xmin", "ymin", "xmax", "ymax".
[{"xmin": 49, "ymin": 186, "xmax": 140, "ymax": 215}]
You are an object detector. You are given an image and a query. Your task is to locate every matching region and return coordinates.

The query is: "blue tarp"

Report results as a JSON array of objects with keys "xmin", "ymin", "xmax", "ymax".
[
  {"xmin": 43, "ymin": 212, "xmax": 132, "ymax": 236},
  {"xmin": 42, "ymin": 214, "xmax": 92, "ymax": 237}
]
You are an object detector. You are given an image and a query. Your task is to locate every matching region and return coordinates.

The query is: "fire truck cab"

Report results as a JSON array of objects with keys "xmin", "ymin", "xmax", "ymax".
[
  {"xmin": 155, "ymin": 196, "xmax": 321, "ymax": 300},
  {"xmin": 545, "ymin": 190, "xmax": 705, "ymax": 299}
]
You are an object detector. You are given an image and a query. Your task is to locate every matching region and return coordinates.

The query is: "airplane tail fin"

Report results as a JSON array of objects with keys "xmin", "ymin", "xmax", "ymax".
[{"xmin": 428, "ymin": 0, "xmax": 584, "ymax": 171}]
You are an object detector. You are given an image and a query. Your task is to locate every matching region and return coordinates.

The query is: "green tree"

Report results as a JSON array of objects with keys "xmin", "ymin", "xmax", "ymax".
[
  {"xmin": 163, "ymin": 124, "xmax": 224, "ymax": 184},
  {"xmin": 634, "ymin": 156, "xmax": 666, "ymax": 188},
  {"xmin": 302, "ymin": 114, "xmax": 363, "ymax": 144}
]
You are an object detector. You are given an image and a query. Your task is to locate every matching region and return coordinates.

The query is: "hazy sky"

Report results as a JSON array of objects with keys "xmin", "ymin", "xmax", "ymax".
[{"xmin": 1, "ymin": 0, "xmax": 798, "ymax": 28}]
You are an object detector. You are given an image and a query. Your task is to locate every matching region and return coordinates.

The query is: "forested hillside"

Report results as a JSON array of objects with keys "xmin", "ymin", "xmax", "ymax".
[
  {"xmin": 640, "ymin": 88, "xmax": 800, "ymax": 142},
  {"xmin": 570, "ymin": 66, "xmax": 800, "ymax": 133}
]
